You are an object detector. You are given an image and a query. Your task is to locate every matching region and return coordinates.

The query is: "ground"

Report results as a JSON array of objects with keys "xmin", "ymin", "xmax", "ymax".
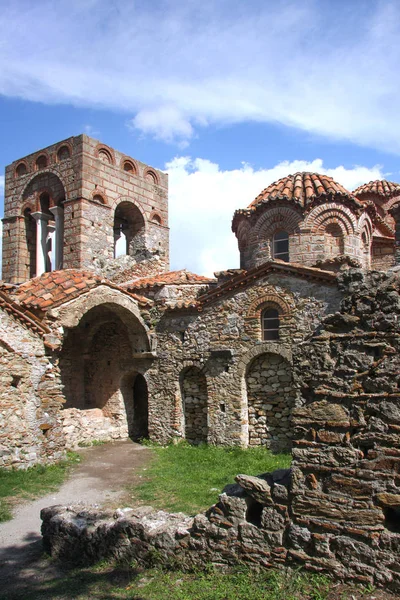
[{"xmin": 0, "ymin": 440, "xmax": 399, "ymax": 599}]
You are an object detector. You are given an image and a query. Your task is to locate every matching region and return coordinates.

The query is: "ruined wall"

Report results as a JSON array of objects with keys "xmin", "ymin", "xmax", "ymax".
[
  {"xmin": 146, "ymin": 274, "xmax": 341, "ymax": 446},
  {"xmin": 0, "ymin": 312, "xmax": 65, "ymax": 468},
  {"xmin": 41, "ymin": 269, "xmax": 400, "ymax": 592}
]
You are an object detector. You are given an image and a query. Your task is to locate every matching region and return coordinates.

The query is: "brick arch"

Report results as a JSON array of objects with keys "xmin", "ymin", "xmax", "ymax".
[
  {"xmin": 149, "ymin": 210, "xmax": 163, "ymax": 225},
  {"xmin": 19, "ymin": 170, "xmax": 69, "ymax": 205},
  {"xmin": 250, "ymin": 206, "xmax": 303, "ymax": 245},
  {"xmin": 20, "ymin": 201, "xmax": 35, "ymax": 215},
  {"xmin": 15, "ymin": 160, "xmax": 29, "ymax": 178},
  {"xmin": 120, "ymin": 157, "xmax": 138, "ymax": 175},
  {"xmin": 247, "ymin": 293, "xmax": 291, "ymax": 319},
  {"xmin": 95, "ymin": 144, "xmax": 115, "ymax": 165},
  {"xmin": 357, "ymin": 213, "xmax": 373, "ymax": 240},
  {"xmin": 303, "ymin": 203, "xmax": 357, "ymax": 236},
  {"xmin": 143, "ymin": 168, "xmax": 159, "ymax": 185},
  {"xmin": 91, "ymin": 189, "xmax": 109, "ymax": 206},
  {"xmin": 236, "ymin": 220, "xmax": 251, "ymax": 251}
]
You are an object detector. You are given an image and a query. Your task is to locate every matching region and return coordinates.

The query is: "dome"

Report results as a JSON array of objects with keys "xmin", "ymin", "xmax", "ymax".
[
  {"xmin": 353, "ymin": 179, "xmax": 400, "ymax": 200},
  {"xmin": 248, "ymin": 172, "xmax": 358, "ymax": 210}
]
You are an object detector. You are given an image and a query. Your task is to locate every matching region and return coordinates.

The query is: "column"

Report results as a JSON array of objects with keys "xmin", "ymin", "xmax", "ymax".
[
  {"xmin": 50, "ymin": 206, "xmax": 64, "ymax": 270},
  {"xmin": 31, "ymin": 212, "xmax": 50, "ymax": 277}
]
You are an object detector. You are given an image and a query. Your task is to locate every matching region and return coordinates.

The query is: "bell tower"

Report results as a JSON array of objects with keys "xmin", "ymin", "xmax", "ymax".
[{"xmin": 2, "ymin": 135, "xmax": 169, "ymax": 284}]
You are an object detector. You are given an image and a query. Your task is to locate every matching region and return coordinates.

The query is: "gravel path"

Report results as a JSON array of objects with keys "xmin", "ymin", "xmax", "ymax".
[{"xmin": 0, "ymin": 439, "xmax": 152, "ymax": 597}]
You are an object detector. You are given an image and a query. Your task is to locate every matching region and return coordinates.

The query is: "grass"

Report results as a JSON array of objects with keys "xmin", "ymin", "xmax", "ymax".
[
  {"xmin": 3, "ymin": 562, "xmax": 335, "ymax": 600},
  {"xmin": 131, "ymin": 442, "xmax": 291, "ymax": 514},
  {"xmin": 0, "ymin": 451, "xmax": 81, "ymax": 522}
]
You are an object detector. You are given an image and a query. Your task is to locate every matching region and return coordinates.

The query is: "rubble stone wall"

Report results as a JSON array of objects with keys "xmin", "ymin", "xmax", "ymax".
[
  {"xmin": 0, "ymin": 312, "xmax": 65, "ymax": 468},
  {"xmin": 147, "ymin": 275, "xmax": 341, "ymax": 445},
  {"xmin": 41, "ymin": 270, "xmax": 400, "ymax": 592}
]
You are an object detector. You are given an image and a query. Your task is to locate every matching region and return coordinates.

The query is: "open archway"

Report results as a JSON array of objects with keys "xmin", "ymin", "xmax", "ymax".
[
  {"xmin": 245, "ymin": 352, "xmax": 295, "ymax": 451},
  {"xmin": 113, "ymin": 201, "xmax": 145, "ymax": 259},
  {"xmin": 60, "ymin": 301, "xmax": 150, "ymax": 444}
]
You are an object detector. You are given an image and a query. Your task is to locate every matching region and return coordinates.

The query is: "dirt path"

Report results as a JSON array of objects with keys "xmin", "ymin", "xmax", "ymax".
[{"xmin": 0, "ymin": 439, "xmax": 152, "ymax": 597}]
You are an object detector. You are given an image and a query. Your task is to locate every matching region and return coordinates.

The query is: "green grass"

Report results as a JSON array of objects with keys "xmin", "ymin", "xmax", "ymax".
[
  {"xmin": 131, "ymin": 443, "xmax": 291, "ymax": 514},
  {"xmin": 3, "ymin": 563, "xmax": 334, "ymax": 600},
  {"xmin": 0, "ymin": 452, "xmax": 81, "ymax": 522}
]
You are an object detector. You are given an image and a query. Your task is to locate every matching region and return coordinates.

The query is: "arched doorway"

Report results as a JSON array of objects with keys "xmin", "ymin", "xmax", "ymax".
[
  {"xmin": 180, "ymin": 366, "xmax": 208, "ymax": 444},
  {"xmin": 60, "ymin": 301, "xmax": 149, "ymax": 443},
  {"xmin": 245, "ymin": 353, "xmax": 295, "ymax": 452},
  {"xmin": 120, "ymin": 372, "xmax": 149, "ymax": 440}
]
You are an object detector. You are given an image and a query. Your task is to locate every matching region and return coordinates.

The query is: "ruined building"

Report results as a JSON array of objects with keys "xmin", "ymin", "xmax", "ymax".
[
  {"xmin": 2, "ymin": 136, "xmax": 400, "ymax": 588},
  {"xmin": 1, "ymin": 134, "xmax": 400, "ymax": 465}
]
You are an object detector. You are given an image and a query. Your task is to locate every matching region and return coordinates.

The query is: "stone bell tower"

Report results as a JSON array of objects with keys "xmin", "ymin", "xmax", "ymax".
[{"xmin": 2, "ymin": 135, "xmax": 169, "ymax": 284}]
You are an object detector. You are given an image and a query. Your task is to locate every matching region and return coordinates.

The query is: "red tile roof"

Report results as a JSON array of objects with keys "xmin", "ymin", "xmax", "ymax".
[
  {"xmin": 0, "ymin": 289, "xmax": 50, "ymax": 336},
  {"xmin": 353, "ymin": 180, "xmax": 400, "ymax": 200},
  {"xmin": 167, "ymin": 261, "xmax": 337, "ymax": 312},
  {"xmin": 249, "ymin": 172, "xmax": 359, "ymax": 209},
  {"xmin": 123, "ymin": 270, "xmax": 215, "ymax": 290},
  {"xmin": 12, "ymin": 269, "xmax": 152, "ymax": 312}
]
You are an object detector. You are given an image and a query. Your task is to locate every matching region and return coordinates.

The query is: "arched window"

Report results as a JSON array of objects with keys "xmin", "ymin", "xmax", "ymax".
[
  {"xmin": 36, "ymin": 155, "xmax": 48, "ymax": 170},
  {"xmin": 123, "ymin": 160, "xmax": 135, "ymax": 174},
  {"xmin": 113, "ymin": 201, "xmax": 145, "ymax": 258},
  {"xmin": 262, "ymin": 308, "xmax": 280, "ymax": 340},
  {"xmin": 272, "ymin": 231, "xmax": 289, "ymax": 262},
  {"xmin": 16, "ymin": 163, "xmax": 27, "ymax": 177},
  {"xmin": 57, "ymin": 145, "xmax": 71, "ymax": 162},
  {"xmin": 324, "ymin": 223, "xmax": 344, "ymax": 257}
]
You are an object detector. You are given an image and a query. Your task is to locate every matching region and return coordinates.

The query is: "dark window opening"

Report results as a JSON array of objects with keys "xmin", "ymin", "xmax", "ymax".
[
  {"xmin": 272, "ymin": 231, "xmax": 289, "ymax": 262},
  {"xmin": 262, "ymin": 308, "xmax": 280, "ymax": 341},
  {"xmin": 384, "ymin": 507, "xmax": 400, "ymax": 533},
  {"xmin": 246, "ymin": 498, "xmax": 263, "ymax": 527}
]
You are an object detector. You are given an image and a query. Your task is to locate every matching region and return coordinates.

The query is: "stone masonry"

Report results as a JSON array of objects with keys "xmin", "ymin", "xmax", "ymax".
[{"xmin": 41, "ymin": 269, "xmax": 400, "ymax": 591}]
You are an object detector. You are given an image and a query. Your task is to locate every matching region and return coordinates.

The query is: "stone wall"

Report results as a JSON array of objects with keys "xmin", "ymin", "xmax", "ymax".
[
  {"xmin": 41, "ymin": 269, "xmax": 400, "ymax": 591},
  {"xmin": 146, "ymin": 274, "xmax": 341, "ymax": 446},
  {"xmin": 0, "ymin": 311, "xmax": 65, "ymax": 468}
]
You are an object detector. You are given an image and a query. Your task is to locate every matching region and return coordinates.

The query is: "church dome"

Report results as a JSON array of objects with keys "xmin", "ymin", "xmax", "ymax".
[
  {"xmin": 249, "ymin": 172, "xmax": 359, "ymax": 210},
  {"xmin": 353, "ymin": 179, "xmax": 400, "ymax": 200}
]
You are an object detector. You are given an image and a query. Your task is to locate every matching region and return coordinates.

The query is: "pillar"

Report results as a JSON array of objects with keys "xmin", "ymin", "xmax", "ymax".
[
  {"xmin": 50, "ymin": 206, "xmax": 64, "ymax": 270},
  {"xmin": 31, "ymin": 212, "xmax": 51, "ymax": 277}
]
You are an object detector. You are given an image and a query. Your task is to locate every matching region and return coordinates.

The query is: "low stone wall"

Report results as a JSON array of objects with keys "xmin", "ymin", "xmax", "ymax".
[{"xmin": 41, "ymin": 468, "xmax": 291, "ymax": 570}]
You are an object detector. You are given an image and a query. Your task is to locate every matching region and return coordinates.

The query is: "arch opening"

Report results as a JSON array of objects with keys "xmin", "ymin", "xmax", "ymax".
[
  {"xmin": 23, "ymin": 208, "xmax": 36, "ymax": 279},
  {"xmin": 60, "ymin": 303, "xmax": 149, "ymax": 444},
  {"xmin": 113, "ymin": 201, "xmax": 145, "ymax": 259},
  {"xmin": 324, "ymin": 223, "xmax": 344, "ymax": 258},
  {"xmin": 180, "ymin": 366, "xmax": 208, "ymax": 445},
  {"xmin": 245, "ymin": 353, "xmax": 295, "ymax": 452},
  {"xmin": 262, "ymin": 308, "xmax": 280, "ymax": 341}
]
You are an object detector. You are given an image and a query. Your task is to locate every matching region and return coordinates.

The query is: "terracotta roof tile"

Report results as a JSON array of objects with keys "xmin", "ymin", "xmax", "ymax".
[
  {"xmin": 353, "ymin": 179, "xmax": 400, "ymax": 200},
  {"xmin": 0, "ymin": 289, "xmax": 49, "ymax": 336},
  {"xmin": 123, "ymin": 270, "xmax": 215, "ymax": 290},
  {"xmin": 11, "ymin": 269, "xmax": 153, "ymax": 312},
  {"xmin": 249, "ymin": 172, "xmax": 358, "ymax": 209}
]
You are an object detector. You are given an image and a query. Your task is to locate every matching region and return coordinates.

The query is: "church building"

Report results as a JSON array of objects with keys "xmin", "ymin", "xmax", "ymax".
[{"xmin": 1, "ymin": 134, "xmax": 400, "ymax": 468}]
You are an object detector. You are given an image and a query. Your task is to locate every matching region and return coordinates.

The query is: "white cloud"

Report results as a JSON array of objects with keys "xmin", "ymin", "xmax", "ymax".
[
  {"xmin": 1, "ymin": 1, "xmax": 400, "ymax": 151},
  {"xmin": 167, "ymin": 157, "xmax": 385, "ymax": 276},
  {"xmin": 0, "ymin": 176, "xmax": 4, "ymax": 197}
]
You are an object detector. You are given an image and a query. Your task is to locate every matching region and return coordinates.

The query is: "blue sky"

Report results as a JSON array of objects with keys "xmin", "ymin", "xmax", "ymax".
[{"xmin": 1, "ymin": 0, "xmax": 400, "ymax": 275}]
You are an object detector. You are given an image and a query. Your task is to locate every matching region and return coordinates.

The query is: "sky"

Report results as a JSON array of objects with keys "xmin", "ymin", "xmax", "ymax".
[{"xmin": 1, "ymin": 0, "xmax": 400, "ymax": 275}]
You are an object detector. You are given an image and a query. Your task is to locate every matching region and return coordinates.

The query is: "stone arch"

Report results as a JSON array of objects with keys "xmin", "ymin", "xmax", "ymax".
[
  {"xmin": 236, "ymin": 220, "xmax": 251, "ymax": 252},
  {"xmin": 250, "ymin": 205, "xmax": 302, "ymax": 245},
  {"xmin": 57, "ymin": 144, "xmax": 72, "ymax": 162},
  {"xmin": 238, "ymin": 344, "xmax": 292, "ymax": 448},
  {"xmin": 113, "ymin": 199, "xmax": 146, "ymax": 259},
  {"xmin": 59, "ymin": 292, "xmax": 151, "ymax": 445},
  {"xmin": 180, "ymin": 365, "xmax": 208, "ymax": 444},
  {"xmin": 55, "ymin": 286, "xmax": 151, "ymax": 352},
  {"xmin": 20, "ymin": 172, "xmax": 66, "ymax": 278},
  {"xmin": 245, "ymin": 352, "xmax": 296, "ymax": 451}
]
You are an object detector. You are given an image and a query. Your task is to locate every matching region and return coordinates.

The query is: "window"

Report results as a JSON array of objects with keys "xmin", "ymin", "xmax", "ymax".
[
  {"xmin": 57, "ymin": 145, "xmax": 71, "ymax": 162},
  {"xmin": 272, "ymin": 231, "xmax": 289, "ymax": 262},
  {"xmin": 16, "ymin": 163, "xmax": 27, "ymax": 177},
  {"xmin": 36, "ymin": 155, "xmax": 48, "ymax": 170},
  {"xmin": 123, "ymin": 160, "xmax": 135, "ymax": 173},
  {"xmin": 262, "ymin": 308, "xmax": 280, "ymax": 340}
]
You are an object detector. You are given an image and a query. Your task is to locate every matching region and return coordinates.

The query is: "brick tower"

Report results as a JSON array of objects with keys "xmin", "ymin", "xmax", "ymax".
[{"xmin": 2, "ymin": 135, "xmax": 169, "ymax": 284}]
